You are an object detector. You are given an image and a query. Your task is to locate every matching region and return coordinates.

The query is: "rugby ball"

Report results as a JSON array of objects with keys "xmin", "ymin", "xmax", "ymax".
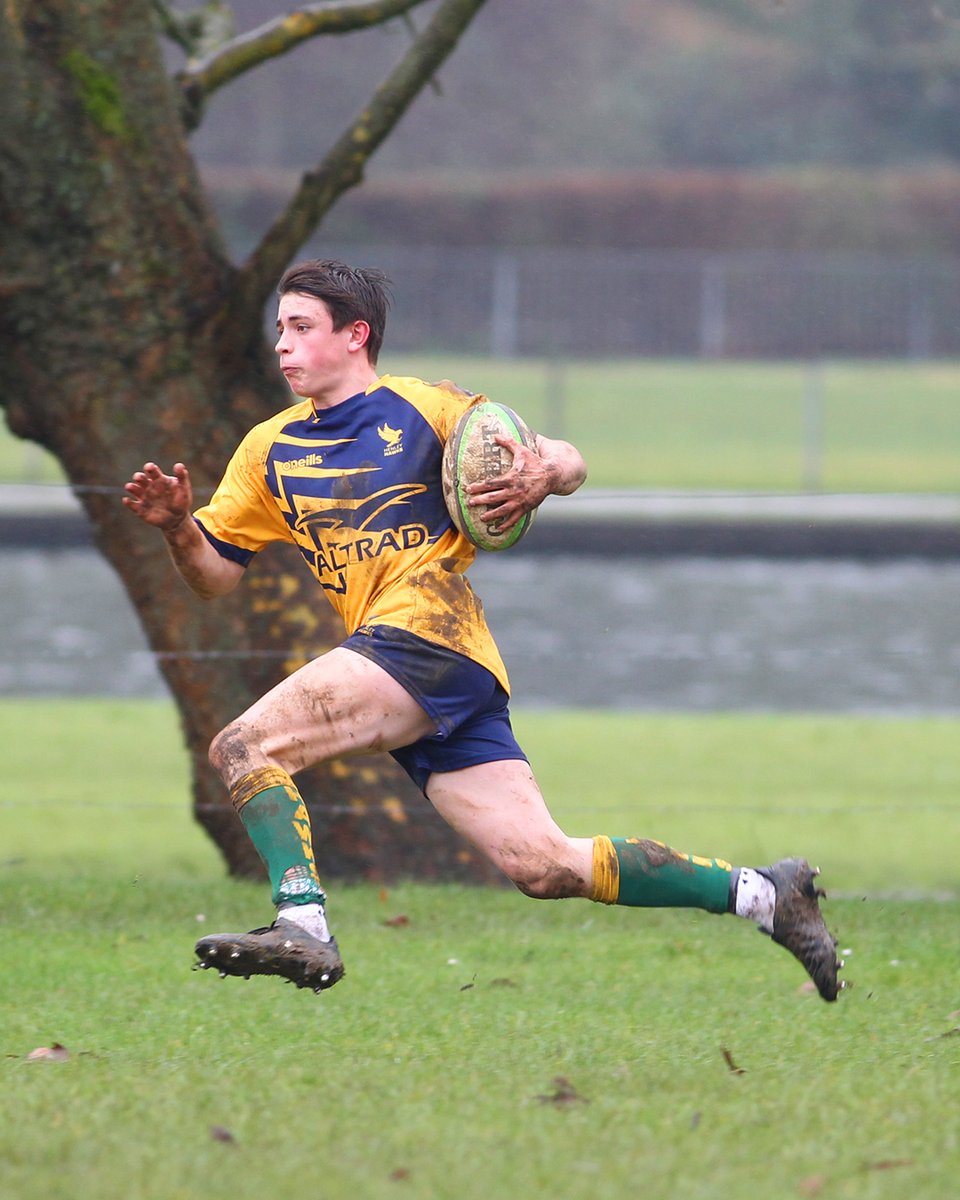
[{"xmin": 441, "ymin": 400, "xmax": 538, "ymax": 551}]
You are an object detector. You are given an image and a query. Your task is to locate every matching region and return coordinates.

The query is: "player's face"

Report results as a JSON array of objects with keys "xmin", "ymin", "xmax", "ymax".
[{"xmin": 274, "ymin": 292, "xmax": 368, "ymax": 403}]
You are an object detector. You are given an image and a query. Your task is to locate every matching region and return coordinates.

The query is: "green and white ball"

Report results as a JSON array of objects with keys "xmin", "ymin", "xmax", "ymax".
[{"xmin": 441, "ymin": 400, "xmax": 537, "ymax": 552}]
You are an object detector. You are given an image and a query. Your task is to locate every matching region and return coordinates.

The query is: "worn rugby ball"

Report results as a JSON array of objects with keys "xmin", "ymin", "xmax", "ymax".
[{"xmin": 441, "ymin": 400, "xmax": 538, "ymax": 551}]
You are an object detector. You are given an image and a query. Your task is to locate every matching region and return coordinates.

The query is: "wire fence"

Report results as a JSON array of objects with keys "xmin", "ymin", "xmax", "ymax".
[{"xmin": 310, "ymin": 244, "xmax": 960, "ymax": 360}]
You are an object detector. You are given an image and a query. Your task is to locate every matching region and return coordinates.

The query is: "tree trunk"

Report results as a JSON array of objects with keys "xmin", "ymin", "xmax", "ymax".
[{"xmin": 0, "ymin": 0, "xmax": 501, "ymax": 885}]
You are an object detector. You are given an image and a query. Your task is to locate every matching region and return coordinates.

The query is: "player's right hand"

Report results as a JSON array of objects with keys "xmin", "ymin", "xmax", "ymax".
[{"xmin": 122, "ymin": 462, "xmax": 193, "ymax": 532}]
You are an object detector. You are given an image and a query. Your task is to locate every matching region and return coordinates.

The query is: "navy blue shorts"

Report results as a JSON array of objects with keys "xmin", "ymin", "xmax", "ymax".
[{"xmin": 341, "ymin": 624, "xmax": 528, "ymax": 793}]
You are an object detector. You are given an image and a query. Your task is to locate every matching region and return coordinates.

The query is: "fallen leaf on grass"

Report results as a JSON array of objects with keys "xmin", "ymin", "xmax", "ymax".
[
  {"xmin": 863, "ymin": 1159, "xmax": 913, "ymax": 1172},
  {"xmin": 721, "ymin": 1047, "xmax": 746, "ymax": 1075},
  {"xmin": 383, "ymin": 914, "xmax": 410, "ymax": 928},
  {"xmin": 489, "ymin": 977, "xmax": 518, "ymax": 988},
  {"xmin": 210, "ymin": 1126, "xmax": 236, "ymax": 1144},
  {"xmin": 797, "ymin": 1173, "xmax": 826, "ymax": 1196},
  {"xmin": 389, "ymin": 1168, "xmax": 410, "ymax": 1182},
  {"xmin": 26, "ymin": 1043, "xmax": 70, "ymax": 1062},
  {"xmin": 924, "ymin": 1027, "xmax": 960, "ymax": 1042},
  {"xmin": 535, "ymin": 1077, "xmax": 589, "ymax": 1106}
]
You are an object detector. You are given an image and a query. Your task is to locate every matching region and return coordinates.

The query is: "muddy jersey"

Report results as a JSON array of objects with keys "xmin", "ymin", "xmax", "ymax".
[{"xmin": 192, "ymin": 374, "xmax": 509, "ymax": 691}]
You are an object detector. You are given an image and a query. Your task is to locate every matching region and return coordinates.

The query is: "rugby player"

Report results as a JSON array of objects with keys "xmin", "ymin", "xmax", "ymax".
[{"xmin": 123, "ymin": 259, "xmax": 842, "ymax": 1001}]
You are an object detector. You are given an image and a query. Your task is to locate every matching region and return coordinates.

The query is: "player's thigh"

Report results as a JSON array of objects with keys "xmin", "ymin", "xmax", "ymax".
[
  {"xmin": 426, "ymin": 759, "xmax": 593, "ymax": 891},
  {"xmin": 226, "ymin": 646, "xmax": 436, "ymax": 775}
]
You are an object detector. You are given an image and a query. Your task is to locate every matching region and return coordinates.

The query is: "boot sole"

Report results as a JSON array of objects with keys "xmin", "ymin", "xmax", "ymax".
[{"xmin": 195, "ymin": 927, "xmax": 345, "ymax": 993}]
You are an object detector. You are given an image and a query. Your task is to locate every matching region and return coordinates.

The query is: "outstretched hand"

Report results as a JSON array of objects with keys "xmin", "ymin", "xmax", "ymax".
[{"xmin": 123, "ymin": 462, "xmax": 194, "ymax": 532}]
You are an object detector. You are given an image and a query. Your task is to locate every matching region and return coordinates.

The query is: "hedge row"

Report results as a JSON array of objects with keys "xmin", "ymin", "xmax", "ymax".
[{"xmin": 205, "ymin": 166, "xmax": 960, "ymax": 256}]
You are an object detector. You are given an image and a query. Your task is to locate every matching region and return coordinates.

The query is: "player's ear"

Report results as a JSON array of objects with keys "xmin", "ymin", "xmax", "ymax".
[{"xmin": 347, "ymin": 320, "xmax": 371, "ymax": 354}]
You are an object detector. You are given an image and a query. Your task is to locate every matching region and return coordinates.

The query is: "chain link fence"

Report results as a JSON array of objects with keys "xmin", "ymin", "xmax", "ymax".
[{"xmin": 311, "ymin": 243, "xmax": 960, "ymax": 360}]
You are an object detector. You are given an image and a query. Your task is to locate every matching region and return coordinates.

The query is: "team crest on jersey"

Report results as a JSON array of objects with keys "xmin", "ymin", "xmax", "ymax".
[{"xmin": 377, "ymin": 422, "xmax": 404, "ymax": 456}]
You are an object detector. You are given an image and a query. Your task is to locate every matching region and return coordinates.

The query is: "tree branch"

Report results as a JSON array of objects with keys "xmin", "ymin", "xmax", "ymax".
[
  {"xmin": 177, "ymin": 0, "xmax": 433, "ymax": 129},
  {"xmin": 152, "ymin": 1, "xmax": 235, "ymax": 60},
  {"xmin": 227, "ymin": 0, "xmax": 487, "ymax": 333},
  {"xmin": 151, "ymin": 1, "xmax": 193, "ymax": 53}
]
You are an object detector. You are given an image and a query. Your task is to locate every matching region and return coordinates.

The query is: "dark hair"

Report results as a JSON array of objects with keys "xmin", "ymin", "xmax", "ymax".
[{"xmin": 277, "ymin": 259, "xmax": 391, "ymax": 365}]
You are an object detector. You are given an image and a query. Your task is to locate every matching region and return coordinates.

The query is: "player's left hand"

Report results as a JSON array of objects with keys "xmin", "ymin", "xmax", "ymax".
[{"xmin": 466, "ymin": 434, "xmax": 557, "ymax": 531}]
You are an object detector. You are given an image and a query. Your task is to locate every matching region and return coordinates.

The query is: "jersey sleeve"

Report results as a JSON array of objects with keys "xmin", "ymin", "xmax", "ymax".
[
  {"xmin": 192, "ymin": 426, "xmax": 294, "ymax": 565},
  {"xmin": 433, "ymin": 381, "xmax": 488, "ymax": 441}
]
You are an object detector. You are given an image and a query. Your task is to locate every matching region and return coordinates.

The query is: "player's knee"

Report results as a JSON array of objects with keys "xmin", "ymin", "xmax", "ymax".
[
  {"xmin": 508, "ymin": 857, "xmax": 585, "ymax": 901},
  {"xmin": 208, "ymin": 720, "xmax": 255, "ymax": 780}
]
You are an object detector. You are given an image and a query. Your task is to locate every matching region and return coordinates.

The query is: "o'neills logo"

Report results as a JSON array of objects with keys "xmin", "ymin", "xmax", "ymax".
[{"xmin": 285, "ymin": 452, "xmax": 325, "ymax": 469}]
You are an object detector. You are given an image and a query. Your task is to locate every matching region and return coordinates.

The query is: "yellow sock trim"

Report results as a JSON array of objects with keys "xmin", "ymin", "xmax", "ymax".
[
  {"xmin": 229, "ymin": 765, "xmax": 296, "ymax": 814},
  {"xmin": 590, "ymin": 835, "xmax": 620, "ymax": 904}
]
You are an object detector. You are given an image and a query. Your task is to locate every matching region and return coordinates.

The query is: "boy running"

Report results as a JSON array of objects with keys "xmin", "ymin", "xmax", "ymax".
[{"xmin": 123, "ymin": 259, "xmax": 842, "ymax": 1002}]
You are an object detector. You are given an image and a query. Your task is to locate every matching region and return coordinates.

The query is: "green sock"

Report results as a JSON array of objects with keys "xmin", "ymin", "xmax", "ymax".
[
  {"xmin": 229, "ymin": 766, "xmax": 325, "ymax": 908},
  {"xmin": 591, "ymin": 835, "xmax": 733, "ymax": 913}
]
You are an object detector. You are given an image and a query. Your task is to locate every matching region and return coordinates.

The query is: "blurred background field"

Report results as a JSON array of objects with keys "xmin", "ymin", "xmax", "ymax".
[{"xmin": 385, "ymin": 356, "xmax": 960, "ymax": 493}]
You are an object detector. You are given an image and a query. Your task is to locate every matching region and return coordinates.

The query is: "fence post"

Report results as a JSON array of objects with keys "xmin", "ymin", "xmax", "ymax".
[
  {"xmin": 490, "ymin": 252, "xmax": 520, "ymax": 358},
  {"xmin": 908, "ymin": 263, "xmax": 933, "ymax": 360},
  {"xmin": 543, "ymin": 359, "xmax": 567, "ymax": 441},
  {"xmin": 699, "ymin": 258, "xmax": 726, "ymax": 357},
  {"xmin": 802, "ymin": 360, "xmax": 824, "ymax": 493}
]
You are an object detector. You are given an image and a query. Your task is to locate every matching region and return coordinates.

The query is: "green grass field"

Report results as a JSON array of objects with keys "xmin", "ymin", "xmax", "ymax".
[
  {"xmin": 386, "ymin": 357, "xmax": 960, "ymax": 492},
  {"xmin": 2, "ymin": 699, "xmax": 959, "ymax": 1198},
  {"xmin": 3, "ymin": 358, "xmax": 959, "ymax": 493}
]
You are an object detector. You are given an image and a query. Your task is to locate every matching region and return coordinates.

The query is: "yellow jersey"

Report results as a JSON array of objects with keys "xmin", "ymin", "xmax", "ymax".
[{"xmin": 192, "ymin": 375, "xmax": 509, "ymax": 691}]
